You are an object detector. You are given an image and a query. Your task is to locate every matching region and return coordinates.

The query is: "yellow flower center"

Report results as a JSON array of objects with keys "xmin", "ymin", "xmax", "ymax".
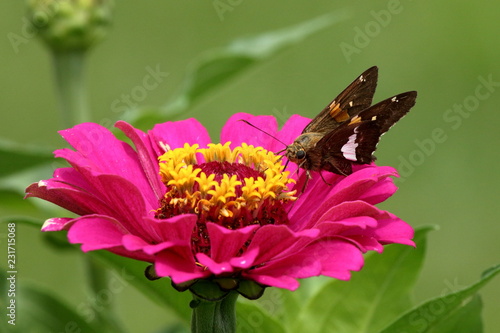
[{"xmin": 155, "ymin": 142, "xmax": 296, "ymax": 254}]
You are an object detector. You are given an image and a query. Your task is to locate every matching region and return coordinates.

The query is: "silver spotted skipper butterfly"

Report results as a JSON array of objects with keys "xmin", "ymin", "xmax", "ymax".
[
  {"xmin": 285, "ymin": 66, "xmax": 417, "ymax": 178},
  {"xmin": 242, "ymin": 66, "xmax": 417, "ymax": 181}
]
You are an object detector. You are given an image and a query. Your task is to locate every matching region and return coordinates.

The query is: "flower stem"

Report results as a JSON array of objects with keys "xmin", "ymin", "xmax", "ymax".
[
  {"xmin": 191, "ymin": 291, "xmax": 239, "ymax": 333},
  {"xmin": 52, "ymin": 50, "xmax": 90, "ymax": 126}
]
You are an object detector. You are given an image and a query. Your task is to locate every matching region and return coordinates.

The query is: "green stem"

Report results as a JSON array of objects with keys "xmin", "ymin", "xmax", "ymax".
[
  {"xmin": 191, "ymin": 291, "xmax": 239, "ymax": 333},
  {"xmin": 52, "ymin": 50, "xmax": 90, "ymax": 126}
]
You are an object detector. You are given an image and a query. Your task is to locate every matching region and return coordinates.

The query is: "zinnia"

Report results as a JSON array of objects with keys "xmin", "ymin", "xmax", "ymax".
[{"xmin": 25, "ymin": 112, "xmax": 414, "ymax": 297}]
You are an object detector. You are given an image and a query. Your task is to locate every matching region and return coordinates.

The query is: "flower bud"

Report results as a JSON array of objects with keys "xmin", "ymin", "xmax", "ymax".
[{"xmin": 27, "ymin": 0, "xmax": 113, "ymax": 52}]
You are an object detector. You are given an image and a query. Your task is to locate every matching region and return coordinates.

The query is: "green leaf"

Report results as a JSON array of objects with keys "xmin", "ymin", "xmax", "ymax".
[
  {"xmin": 0, "ymin": 269, "xmax": 100, "ymax": 333},
  {"xmin": 379, "ymin": 264, "xmax": 500, "ymax": 333},
  {"xmin": 427, "ymin": 294, "xmax": 483, "ymax": 333},
  {"xmin": 124, "ymin": 10, "xmax": 349, "ymax": 130},
  {"xmin": 236, "ymin": 301, "xmax": 286, "ymax": 333},
  {"xmin": 263, "ymin": 276, "xmax": 330, "ymax": 327},
  {"xmin": 291, "ymin": 226, "xmax": 435, "ymax": 333},
  {"xmin": 0, "ymin": 138, "xmax": 54, "ymax": 178},
  {"xmin": 89, "ymin": 250, "xmax": 192, "ymax": 326}
]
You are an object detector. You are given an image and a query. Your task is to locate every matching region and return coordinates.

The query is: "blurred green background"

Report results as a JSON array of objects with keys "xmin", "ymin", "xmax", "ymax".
[{"xmin": 1, "ymin": 1, "xmax": 499, "ymax": 332}]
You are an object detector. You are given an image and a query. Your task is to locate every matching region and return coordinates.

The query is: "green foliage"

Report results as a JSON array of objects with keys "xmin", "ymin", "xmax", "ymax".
[{"xmin": 380, "ymin": 265, "xmax": 499, "ymax": 333}]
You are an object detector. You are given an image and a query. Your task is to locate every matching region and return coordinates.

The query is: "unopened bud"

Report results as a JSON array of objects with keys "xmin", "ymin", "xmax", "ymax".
[{"xmin": 27, "ymin": 0, "xmax": 113, "ymax": 52}]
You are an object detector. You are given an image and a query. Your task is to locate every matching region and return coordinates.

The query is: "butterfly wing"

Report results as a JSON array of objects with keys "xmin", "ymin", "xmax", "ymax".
[
  {"xmin": 311, "ymin": 91, "xmax": 417, "ymax": 175},
  {"xmin": 303, "ymin": 66, "xmax": 379, "ymax": 134}
]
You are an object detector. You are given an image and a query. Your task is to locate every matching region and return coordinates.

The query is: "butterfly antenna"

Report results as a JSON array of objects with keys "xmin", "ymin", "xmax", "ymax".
[
  {"xmin": 239, "ymin": 119, "xmax": 288, "ymax": 147},
  {"xmin": 283, "ymin": 158, "xmax": 289, "ymax": 169}
]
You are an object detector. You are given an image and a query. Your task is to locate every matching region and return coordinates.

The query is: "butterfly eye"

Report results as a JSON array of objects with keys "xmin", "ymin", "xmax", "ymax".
[{"xmin": 296, "ymin": 150, "xmax": 306, "ymax": 160}]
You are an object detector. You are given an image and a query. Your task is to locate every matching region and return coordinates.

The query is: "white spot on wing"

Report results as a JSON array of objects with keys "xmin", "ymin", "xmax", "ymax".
[
  {"xmin": 341, "ymin": 129, "xmax": 359, "ymax": 161},
  {"xmin": 359, "ymin": 75, "xmax": 365, "ymax": 82},
  {"xmin": 391, "ymin": 97, "xmax": 398, "ymax": 102}
]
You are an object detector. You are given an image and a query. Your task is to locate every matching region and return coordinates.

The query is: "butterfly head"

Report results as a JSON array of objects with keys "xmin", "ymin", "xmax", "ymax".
[
  {"xmin": 285, "ymin": 143, "xmax": 306, "ymax": 164},
  {"xmin": 285, "ymin": 132, "xmax": 323, "ymax": 164}
]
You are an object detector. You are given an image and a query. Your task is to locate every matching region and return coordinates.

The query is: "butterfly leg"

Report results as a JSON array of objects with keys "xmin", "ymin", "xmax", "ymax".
[
  {"xmin": 299, "ymin": 171, "xmax": 310, "ymax": 193},
  {"xmin": 319, "ymin": 170, "xmax": 332, "ymax": 186}
]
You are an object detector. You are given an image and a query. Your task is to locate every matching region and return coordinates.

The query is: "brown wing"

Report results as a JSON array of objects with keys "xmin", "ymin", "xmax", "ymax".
[
  {"xmin": 309, "ymin": 91, "xmax": 417, "ymax": 174},
  {"xmin": 303, "ymin": 66, "xmax": 379, "ymax": 134}
]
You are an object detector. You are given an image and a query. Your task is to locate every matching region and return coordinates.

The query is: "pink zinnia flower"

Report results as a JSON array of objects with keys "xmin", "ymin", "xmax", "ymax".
[{"xmin": 25, "ymin": 113, "xmax": 414, "ymax": 296}]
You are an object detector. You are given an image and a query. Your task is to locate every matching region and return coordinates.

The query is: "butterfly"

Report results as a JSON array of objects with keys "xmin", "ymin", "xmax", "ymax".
[{"xmin": 285, "ymin": 66, "xmax": 417, "ymax": 178}]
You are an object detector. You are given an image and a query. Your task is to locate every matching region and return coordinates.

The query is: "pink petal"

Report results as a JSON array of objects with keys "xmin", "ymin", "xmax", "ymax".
[
  {"xmin": 316, "ymin": 216, "xmax": 379, "ymax": 236},
  {"xmin": 149, "ymin": 118, "xmax": 211, "ymax": 151},
  {"xmin": 155, "ymin": 247, "xmax": 210, "ymax": 283},
  {"xmin": 228, "ymin": 247, "xmax": 260, "ymax": 269},
  {"xmin": 25, "ymin": 180, "xmax": 113, "ymax": 217},
  {"xmin": 246, "ymin": 225, "xmax": 319, "ymax": 265},
  {"xmin": 41, "ymin": 217, "xmax": 75, "ymax": 231},
  {"xmin": 317, "ymin": 201, "xmax": 381, "ymax": 224},
  {"xmin": 206, "ymin": 223, "xmax": 259, "ymax": 262},
  {"xmin": 277, "ymin": 114, "xmax": 311, "ymax": 147},
  {"xmin": 358, "ymin": 166, "xmax": 399, "ymax": 204},
  {"xmin": 243, "ymin": 239, "xmax": 363, "ymax": 289},
  {"xmin": 104, "ymin": 246, "xmax": 154, "ymax": 263},
  {"xmin": 242, "ymin": 272, "xmax": 300, "ymax": 290},
  {"xmin": 143, "ymin": 242, "xmax": 184, "ymax": 255},
  {"xmin": 196, "ymin": 253, "xmax": 234, "ymax": 275},
  {"xmin": 289, "ymin": 166, "xmax": 398, "ymax": 230},
  {"xmin": 373, "ymin": 214, "xmax": 415, "ymax": 246},
  {"xmin": 53, "ymin": 167, "xmax": 95, "ymax": 193},
  {"xmin": 221, "ymin": 113, "xmax": 279, "ymax": 151},
  {"xmin": 152, "ymin": 214, "xmax": 198, "ymax": 245},
  {"xmin": 313, "ymin": 239, "xmax": 364, "ymax": 279},
  {"xmin": 343, "ymin": 234, "xmax": 384, "ymax": 252},
  {"xmin": 56, "ymin": 123, "xmax": 158, "ymax": 209},
  {"xmin": 115, "ymin": 121, "xmax": 165, "ymax": 201},
  {"xmin": 87, "ymin": 174, "xmax": 158, "ymax": 239},
  {"xmin": 68, "ymin": 215, "xmax": 130, "ymax": 252},
  {"xmin": 122, "ymin": 234, "xmax": 150, "ymax": 251}
]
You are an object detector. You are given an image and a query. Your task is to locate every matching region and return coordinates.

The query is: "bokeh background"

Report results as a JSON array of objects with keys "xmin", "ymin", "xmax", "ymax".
[{"xmin": 1, "ymin": 1, "xmax": 499, "ymax": 332}]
